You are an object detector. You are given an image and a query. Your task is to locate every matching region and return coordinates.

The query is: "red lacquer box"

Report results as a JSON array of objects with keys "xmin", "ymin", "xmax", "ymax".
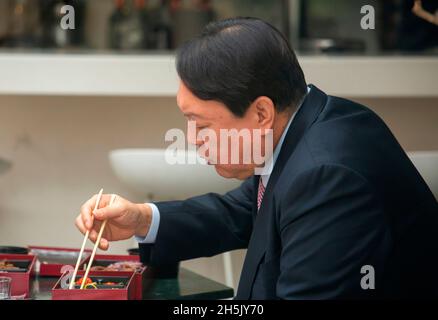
[
  {"xmin": 0, "ymin": 254, "xmax": 36, "ymax": 298},
  {"xmin": 89, "ymin": 254, "xmax": 147, "ymax": 300},
  {"xmin": 28, "ymin": 246, "xmax": 91, "ymax": 277},
  {"xmin": 51, "ymin": 270, "xmax": 136, "ymax": 300}
]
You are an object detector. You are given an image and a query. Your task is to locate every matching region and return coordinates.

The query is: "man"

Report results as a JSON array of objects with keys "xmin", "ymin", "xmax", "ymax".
[{"xmin": 76, "ymin": 18, "xmax": 438, "ymax": 299}]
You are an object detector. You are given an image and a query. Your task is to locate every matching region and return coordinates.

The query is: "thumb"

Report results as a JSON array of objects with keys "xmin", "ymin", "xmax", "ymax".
[{"xmin": 93, "ymin": 204, "xmax": 124, "ymax": 220}]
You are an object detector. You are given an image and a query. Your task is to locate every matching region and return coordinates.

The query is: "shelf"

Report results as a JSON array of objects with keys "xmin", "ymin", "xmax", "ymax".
[
  {"xmin": 0, "ymin": 53, "xmax": 178, "ymax": 97},
  {"xmin": 0, "ymin": 52, "xmax": 437, "ymax": 98},
  {"xmin": 300, "ymin": 56, "xmax": 438, "ymax": 98}
]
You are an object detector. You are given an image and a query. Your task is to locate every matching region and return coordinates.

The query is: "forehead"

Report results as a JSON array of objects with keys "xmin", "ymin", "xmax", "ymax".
[
  {"xmin": 176, "ymin": 82, "xmax": 198, "ymax": 113},
  {"xmin": 176, "ymin": 81, "xmax": 233, "ymax": 119}
]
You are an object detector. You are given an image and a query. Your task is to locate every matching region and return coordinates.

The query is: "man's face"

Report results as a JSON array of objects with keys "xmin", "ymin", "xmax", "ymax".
[{"xmin": 176, "ymin": 81, "xmax": 271, "ymax": 180}]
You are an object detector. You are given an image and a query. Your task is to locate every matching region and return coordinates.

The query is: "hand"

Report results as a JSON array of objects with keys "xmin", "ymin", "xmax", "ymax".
[
  {"xmin": 412, "ymin": 0, "xmax": 422, "ymax": 14},
  {"xmin": 75, "ymin": 194, "xmax": 152, "ymax": 250}
]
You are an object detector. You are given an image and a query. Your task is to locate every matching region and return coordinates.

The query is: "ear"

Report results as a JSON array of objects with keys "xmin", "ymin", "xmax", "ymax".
[{"xmin": 249, "ymin": 96, "xmax": 275, "ymax": 133}]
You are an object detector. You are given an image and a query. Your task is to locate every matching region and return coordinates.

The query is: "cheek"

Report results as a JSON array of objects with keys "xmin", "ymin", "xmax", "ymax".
[
  {"xmin": 218, "ymin": 131, "xmax": 257, "ymax": 165},
  {"xmin": 198, "ymin": 117, "xmax": 256, "ymax": 164}
]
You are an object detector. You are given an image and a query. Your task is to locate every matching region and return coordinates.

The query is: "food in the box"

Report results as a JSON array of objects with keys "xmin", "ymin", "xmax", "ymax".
[
  {"xmin": 90, "ymin": 261, "xmax": 143, "ymax": 272},
  {"xmin": 74, "ymin": 277, "xmax": 98, "ymax": 289},
  {"xmin": 73, "ymin": 276, "xmax": 126, "ymax": 289},
  {"xmin": 75, "ymin": 277, "xmax": 92, "ymax": 286},
  {"xmin": 0, "ymin": 260, "xmax": 19, "ymax": 270},
  {"xmin": 100, "ymin": 281, "xmax": 124, "ymax": 287},
  {"xmin": 85, "ymin": 283, "xmax": 98, "ymax": 289},
  {"xmin": 0, "ymin": 260, "xmax": 23, "ymax": 272},
  {"xmin": 0, "ymin": 259, "xmax": 30, "ymax": 273}
]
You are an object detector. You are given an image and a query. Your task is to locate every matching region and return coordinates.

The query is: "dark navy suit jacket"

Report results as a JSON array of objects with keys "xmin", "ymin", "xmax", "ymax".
[{"xmin": 140, "ymin": 85, "xmax": 438, "ymax": 299}]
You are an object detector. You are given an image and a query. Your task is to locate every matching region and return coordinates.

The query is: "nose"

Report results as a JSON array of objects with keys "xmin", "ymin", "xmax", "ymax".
[
  {"xmin": 187, "ymin": 132, "xmax": 203, "ymax": 147},
  {"xmin": 187, "ymin": 121, "xmax": 203, "ymax": 147}
]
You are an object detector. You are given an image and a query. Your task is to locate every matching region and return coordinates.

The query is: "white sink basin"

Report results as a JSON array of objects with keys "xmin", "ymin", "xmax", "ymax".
[{"xmin": 109, "ymin": 148, "xmax": 240, "ymax": 200}]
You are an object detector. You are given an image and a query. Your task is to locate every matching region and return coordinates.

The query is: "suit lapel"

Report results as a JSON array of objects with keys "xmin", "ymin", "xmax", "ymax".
[{"xmin": 236, "ymin": 84, "xmax": 328, "ymax": 299}]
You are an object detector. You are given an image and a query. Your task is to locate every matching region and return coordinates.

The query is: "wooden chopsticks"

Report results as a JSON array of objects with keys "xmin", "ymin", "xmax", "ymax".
[
  {"xmin": 80, "ymin": 194, "xmax": 116, "ymax": 289},
  {"xmin": 69, "ymin": 189, "xmax": 115, "ymax": 290},
  {"xmin": 69, "ymin": 188, "xmax": 103, "ymax": 289}
]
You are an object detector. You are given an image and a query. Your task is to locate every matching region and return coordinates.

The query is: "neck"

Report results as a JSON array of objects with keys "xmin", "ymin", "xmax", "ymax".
[{"xmin": 272, "ymin": 110, "xmax": 294, "ymax": 150}]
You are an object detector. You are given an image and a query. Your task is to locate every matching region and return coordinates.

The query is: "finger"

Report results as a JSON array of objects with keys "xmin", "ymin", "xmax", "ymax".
[
  {"xmin": 93, "ymin": 203, "xmax": 124, "ymax": 221},
  {"xmin": 88, "ymin": 229, "xmax": 109, "ymax": 251},
  {"xmin": 99, "ymin": 238, "xmax": 109, "ymax": 251},
  {"xmin": 81, "ymin": 208, "xmax": 94, "ymax": 230},
  {"xmin": 88, "ymin": 229, "xmax": 99, "ymax": 243},
  {"xmin": 75, "ymin": 215, "xmax": 87, "ymax": 235},
  {"xmin": 81, "ymin": 193, "xmax": 112, "ymax": 229},
  {"xmin": 80, "ymin": 195, "xmax": 99, "ymax": 229},
  {"xmin": 94, "ymin": 194, "xmax": 114, "ymax": 211}
]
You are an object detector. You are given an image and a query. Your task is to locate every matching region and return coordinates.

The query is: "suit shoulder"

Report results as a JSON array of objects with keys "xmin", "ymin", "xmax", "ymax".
[
  {"xmin": 314, "ymin": 95, "xmax": 385, "ymax": 130},
  {"xmin": 302, "ymin": 95, "xmax": 398, "ymax": 167}
]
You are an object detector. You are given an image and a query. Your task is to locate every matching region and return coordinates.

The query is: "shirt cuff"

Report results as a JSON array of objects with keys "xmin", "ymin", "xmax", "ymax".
[{"xmin": 134, "ymin": 203, "xmax": 160, "ymax": 244}]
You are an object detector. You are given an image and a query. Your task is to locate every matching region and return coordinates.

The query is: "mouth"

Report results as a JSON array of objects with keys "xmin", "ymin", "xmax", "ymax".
[{"xmin": 197, "ymin": 151, "xmax": 213, "ymax": 165}]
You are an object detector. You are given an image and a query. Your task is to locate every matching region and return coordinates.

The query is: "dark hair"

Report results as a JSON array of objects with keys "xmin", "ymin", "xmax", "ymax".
[{"xmin": 176, "ymin": 17, "xmax": 307, "ymax": 117}]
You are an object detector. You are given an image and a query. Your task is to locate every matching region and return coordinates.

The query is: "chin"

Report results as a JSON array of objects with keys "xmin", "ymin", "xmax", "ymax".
[{"xmin": 214, "ymin": 165, "xmax": 252, "ymax": 180}]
